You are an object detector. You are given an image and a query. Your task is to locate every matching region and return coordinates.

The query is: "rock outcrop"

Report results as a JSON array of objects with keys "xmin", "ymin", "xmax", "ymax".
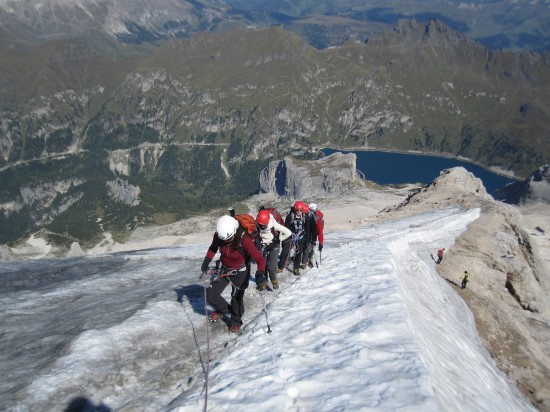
[
  {"xmin": 378, "ymin": 166, "xmax": 550, "ymax": 411},
  {"xmin": 106, "ymin": 178, "xmax": 141, "ymax": 206},
  {"xmin": 493, "ymin": 164, "xmax": 550, "ymax": 205},
  {"xmin": 259, "ymin": 152, "xmax": 363, "ymax": 199}
]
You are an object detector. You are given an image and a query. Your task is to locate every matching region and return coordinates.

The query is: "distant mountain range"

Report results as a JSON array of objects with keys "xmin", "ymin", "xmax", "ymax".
[
  {"xmin": 1, "ymin": 0, "xmax": 549, "ymax": 53},
  {"xmin": 0, "ymin": 2, "xmax": 549, "ymax": 248}
]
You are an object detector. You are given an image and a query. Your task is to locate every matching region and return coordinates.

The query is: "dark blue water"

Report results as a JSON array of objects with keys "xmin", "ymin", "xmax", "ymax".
[{"xmin": 323, "ymin": 148, "xmax": 519, "ymax": 193}]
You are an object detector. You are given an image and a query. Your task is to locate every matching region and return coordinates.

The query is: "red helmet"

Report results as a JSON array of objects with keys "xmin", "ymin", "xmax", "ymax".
[
  {"xmin": 303, "ymin": 203, "xmax": 310, "ymax": 214},
  {"xmin": 294, "ymin": 201, "xmax": 305, "ymax": 212},
  {"xmin": 256, "ymin": 209, "xmax": 271, "ymax": 226}
]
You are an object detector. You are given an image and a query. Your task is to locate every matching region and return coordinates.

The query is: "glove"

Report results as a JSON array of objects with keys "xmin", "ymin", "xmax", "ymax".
[
  {"xmin": 255, "ymin": 271, "xmax": 266, "ymax": 283},
  {"xmin": 201, "ymin": 257, "xmax": 211, "ymax": 273},
  {"xmin": 319, "ymin": 244, "xmax": 323, "ymax": 252},
  {"xmin": 255, "ymin": 271, "xmax": 267, "ymax": 291}
]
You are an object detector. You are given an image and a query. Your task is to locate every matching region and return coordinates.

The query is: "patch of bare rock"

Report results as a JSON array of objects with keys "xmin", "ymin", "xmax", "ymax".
[{"xmin": 378, "ymin": 167, "xmax": 550, "ymax": 411}]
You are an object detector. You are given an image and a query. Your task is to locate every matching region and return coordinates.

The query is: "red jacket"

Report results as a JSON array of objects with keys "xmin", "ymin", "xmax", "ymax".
[
  {"xmin": 315, "ymin": 210, "xmax": 324, "ymax": 246},
  {"xmin": 205, "ymin": 233, "xmax": 266, "ymax": 273}
]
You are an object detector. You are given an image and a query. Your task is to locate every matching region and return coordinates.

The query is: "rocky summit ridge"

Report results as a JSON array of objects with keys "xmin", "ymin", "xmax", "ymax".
[{"xmin": 375, "ymin": 166, "xmax": 550, "ymax": 411}]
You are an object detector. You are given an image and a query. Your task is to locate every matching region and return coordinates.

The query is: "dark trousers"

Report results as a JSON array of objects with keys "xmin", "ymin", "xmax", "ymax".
[
  {"xmin": 206, "ymin": 269, "xmax": 249, "ymax": 327},
  {"xmin": 293, "ymin": 238, "xmax": 307, "ymax": 270},
  {"xmin": 301, "ymin": 242, "xmax": 311, "ymax": 266},
  {"xmin": 265, "ymin": 243, "xmax": 280, "ymax": 281},
  {"xmin": 308, "ymin": 245, "xmax": 316, "ymax": 265},
  {"xmin": 278, "ymin": 238, "xmax": 292, "ymax": 270}
]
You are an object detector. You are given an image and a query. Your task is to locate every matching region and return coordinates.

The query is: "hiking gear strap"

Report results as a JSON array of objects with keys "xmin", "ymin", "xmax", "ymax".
[{"xmin": 220, "ymin": 262, "xmax": 246, "ymax": 277}]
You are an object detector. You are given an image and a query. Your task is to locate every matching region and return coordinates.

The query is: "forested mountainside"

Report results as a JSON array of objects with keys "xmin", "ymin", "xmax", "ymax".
[{"xmin": 1, "ymin": 20, "xmax": 549, "ymax": 246}]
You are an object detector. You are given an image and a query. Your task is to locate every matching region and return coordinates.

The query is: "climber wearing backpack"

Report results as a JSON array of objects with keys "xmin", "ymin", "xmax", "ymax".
[
  {"xmin": 276, "ymin": 206, "xmax": 293, "ymax": 274},
  {"xmin": 256, "ymin": 209, "xmax": 292, "ymax": 290},
  {"xmin": 300, "ymin": 202, "xmax": 317, "ymax": 269},
  {"xmin": 259, "ymin": 205, "xmax": 285, "ymax": 226},
  {"xmin": 307, "ymin": 203, "xmax": 324, "ymax": 267},
  {"xmin": 282, "ymin": 201, "xmax": 309, "ymax": 276},
  {"xmin": 200, "ymin": 215, "xmax": 266, "ymax": 334}
]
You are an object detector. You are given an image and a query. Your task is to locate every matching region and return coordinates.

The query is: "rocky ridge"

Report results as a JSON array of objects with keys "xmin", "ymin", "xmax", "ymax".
[
  {"xmin": 494, "ymin": 164, "xmax": 550, "ymax": 205},
  {"xmin": 373, "ymin": 167, "xmax": 550, "ymax": 411},
  {"xmin": 259, "ymin": 152, "xmax": 364, "ymax": 199}
]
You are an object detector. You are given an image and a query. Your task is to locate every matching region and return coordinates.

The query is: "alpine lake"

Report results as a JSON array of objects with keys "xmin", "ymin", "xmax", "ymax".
[{"xmin": 322, "ymin": 148, "xmax": 520, "ymax": 194}]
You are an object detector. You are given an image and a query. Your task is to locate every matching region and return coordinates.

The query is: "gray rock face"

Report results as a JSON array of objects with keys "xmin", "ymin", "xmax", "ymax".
[
  {"xmin": 0, "ymin": 245, "xmax": 13, "ymax": 261},
  {"xmin": 259, "ymin": 152, "xmax": 361, "ymax": 199},
  {"xmin": 376, "ymin": 166, "xmax": 550, "ymax": 409},
  {"xmin": 106, "ymin": 178, "xmax": 141, "ymax": 206},
  {"xmin": 385, "ymin": 167, "xmax": 548, "ymax": 314},
  {"xmin": 67, "ymin": 241, "xmax": 85, "ymax": 257},
  {"xmin": 493, "ymin": 164, "xmax": 550, "ymax": 205}
]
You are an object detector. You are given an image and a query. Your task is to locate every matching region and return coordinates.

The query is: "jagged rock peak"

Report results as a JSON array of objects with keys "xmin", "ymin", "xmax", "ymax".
[
  {"xmin": 392, "ymin": 18, "xmax": 474, "ymax": 49},
  {"xmin": 394, "ymin": 18, "xmax": 453, "ymax": 36},
  {"xmin": 386, "ymin": 167, "xmax": 493, "ymax": 214},
  {"xmin": 426, "ymin": 167, "xmax": 489, "ymax": 196},
  {"xmin": 259, "ymin": 152, "xmax": 362, "ymax": 199}
]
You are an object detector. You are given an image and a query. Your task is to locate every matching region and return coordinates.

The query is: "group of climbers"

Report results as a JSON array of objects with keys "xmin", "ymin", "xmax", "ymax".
[
  {"xmin": 200, "ymin": 200, "xmax": 324, "ymax": 334},
  {"xmin": 282, "ymin": 201, "xmax": 324, "ymax": 276}
]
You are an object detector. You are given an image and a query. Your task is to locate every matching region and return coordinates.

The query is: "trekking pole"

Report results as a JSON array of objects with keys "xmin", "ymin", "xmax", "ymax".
[
  {"xmin": 200, "ymin": 270, "xmax": 210, "ymax": 412},
  {"xmin": 258, "ymin": 291, "xmax": 272, "ymax": 333},
  {"xmin": 314, "ymin": 250, "xmax": 318, "ymax": 268}
]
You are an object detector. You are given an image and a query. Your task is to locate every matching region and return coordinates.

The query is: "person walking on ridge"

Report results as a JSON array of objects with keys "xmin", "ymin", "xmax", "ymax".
[
  {"xmin": 461, "ymin": 270, "xmax": 470, "ymax": 289},
  {"xmin": 284, "ymin": 201, "xmax": 308, "ymax": 276},
  {"xmin": 201, "ymin": 215, "xmax": 266, "ymax": 334},
  {"xmin": 307, "ymin": 202, "xmax": 324, "ymax": 267},
  {"xmin": 256, "ymin": 209, "xmax": 292, "ymax": 290},
  {"xmin": 436, "ymin": 247, "xmax": 445, "ymax": 264}
]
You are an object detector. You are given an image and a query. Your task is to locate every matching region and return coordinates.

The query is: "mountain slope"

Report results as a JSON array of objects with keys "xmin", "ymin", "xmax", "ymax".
[
  {"xmin": 0, "ymin": 22, "xmax": 549, "ymax": 246},
  {"xmin": 0, "ymin": 201, "xmax": 535, "ymax": 411},
  {"xmin": 375, "ymin": 167, "xmax": 550, "ymax": 411},
  {"xmin": 1, "ymin": 166, "xmax": 548, "ymax": 410},
  {"xmin": 1, "ymin": 0, "xmax": 548, "ymax": 53},
  {"xmin": 493, "ymin": 164, "xmax": 550, "ymax": 205}
]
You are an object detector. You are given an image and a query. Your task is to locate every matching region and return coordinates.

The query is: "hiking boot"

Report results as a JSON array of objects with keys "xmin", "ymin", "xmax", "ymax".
[
  {"xmin": 293, "ymin": 269, "xmax": 300, "ymax": 276},
  {"xmin": 209, "ymin": 312, "xmax": 224, "ymax": 323},
  {"xmin": 256, "ymin": 280, "xmax": 268, "ymax": 291},
  {"xmin": 308, "ymin": 261, "xmax": 314, "ymax": 268},
  {"xmin": 271, "ymin": 279, "xmax": 279, "ymax": 290},
  {"xmin": 229, "ymin": 325, "xmax": 242, "ymax": 335},
  {"xmin": 275, "ymin": 268, "xmax": 282, "ymax": 274},
  {"xmin": 300, "ymin": 263, "xmax": 307, "ymax": 269}
]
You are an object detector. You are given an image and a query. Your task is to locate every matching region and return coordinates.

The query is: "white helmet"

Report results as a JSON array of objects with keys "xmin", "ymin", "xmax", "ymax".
[
  {"xmin": 216, "ymin": 215, "xmax": 238, "ymax": 240},
  {"xmin": 308, "ymin": 203, "xmax": 318, "ymax": 212}
]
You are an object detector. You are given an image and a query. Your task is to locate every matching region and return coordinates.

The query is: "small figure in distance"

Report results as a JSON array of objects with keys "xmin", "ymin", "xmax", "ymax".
[
  {"xmin": 461, "ymin": 270, "xmax": 470, "ymax": 289},
  {"xmin": 436, "ymin": 247, "xmax": 445, "ymax": 264}
]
